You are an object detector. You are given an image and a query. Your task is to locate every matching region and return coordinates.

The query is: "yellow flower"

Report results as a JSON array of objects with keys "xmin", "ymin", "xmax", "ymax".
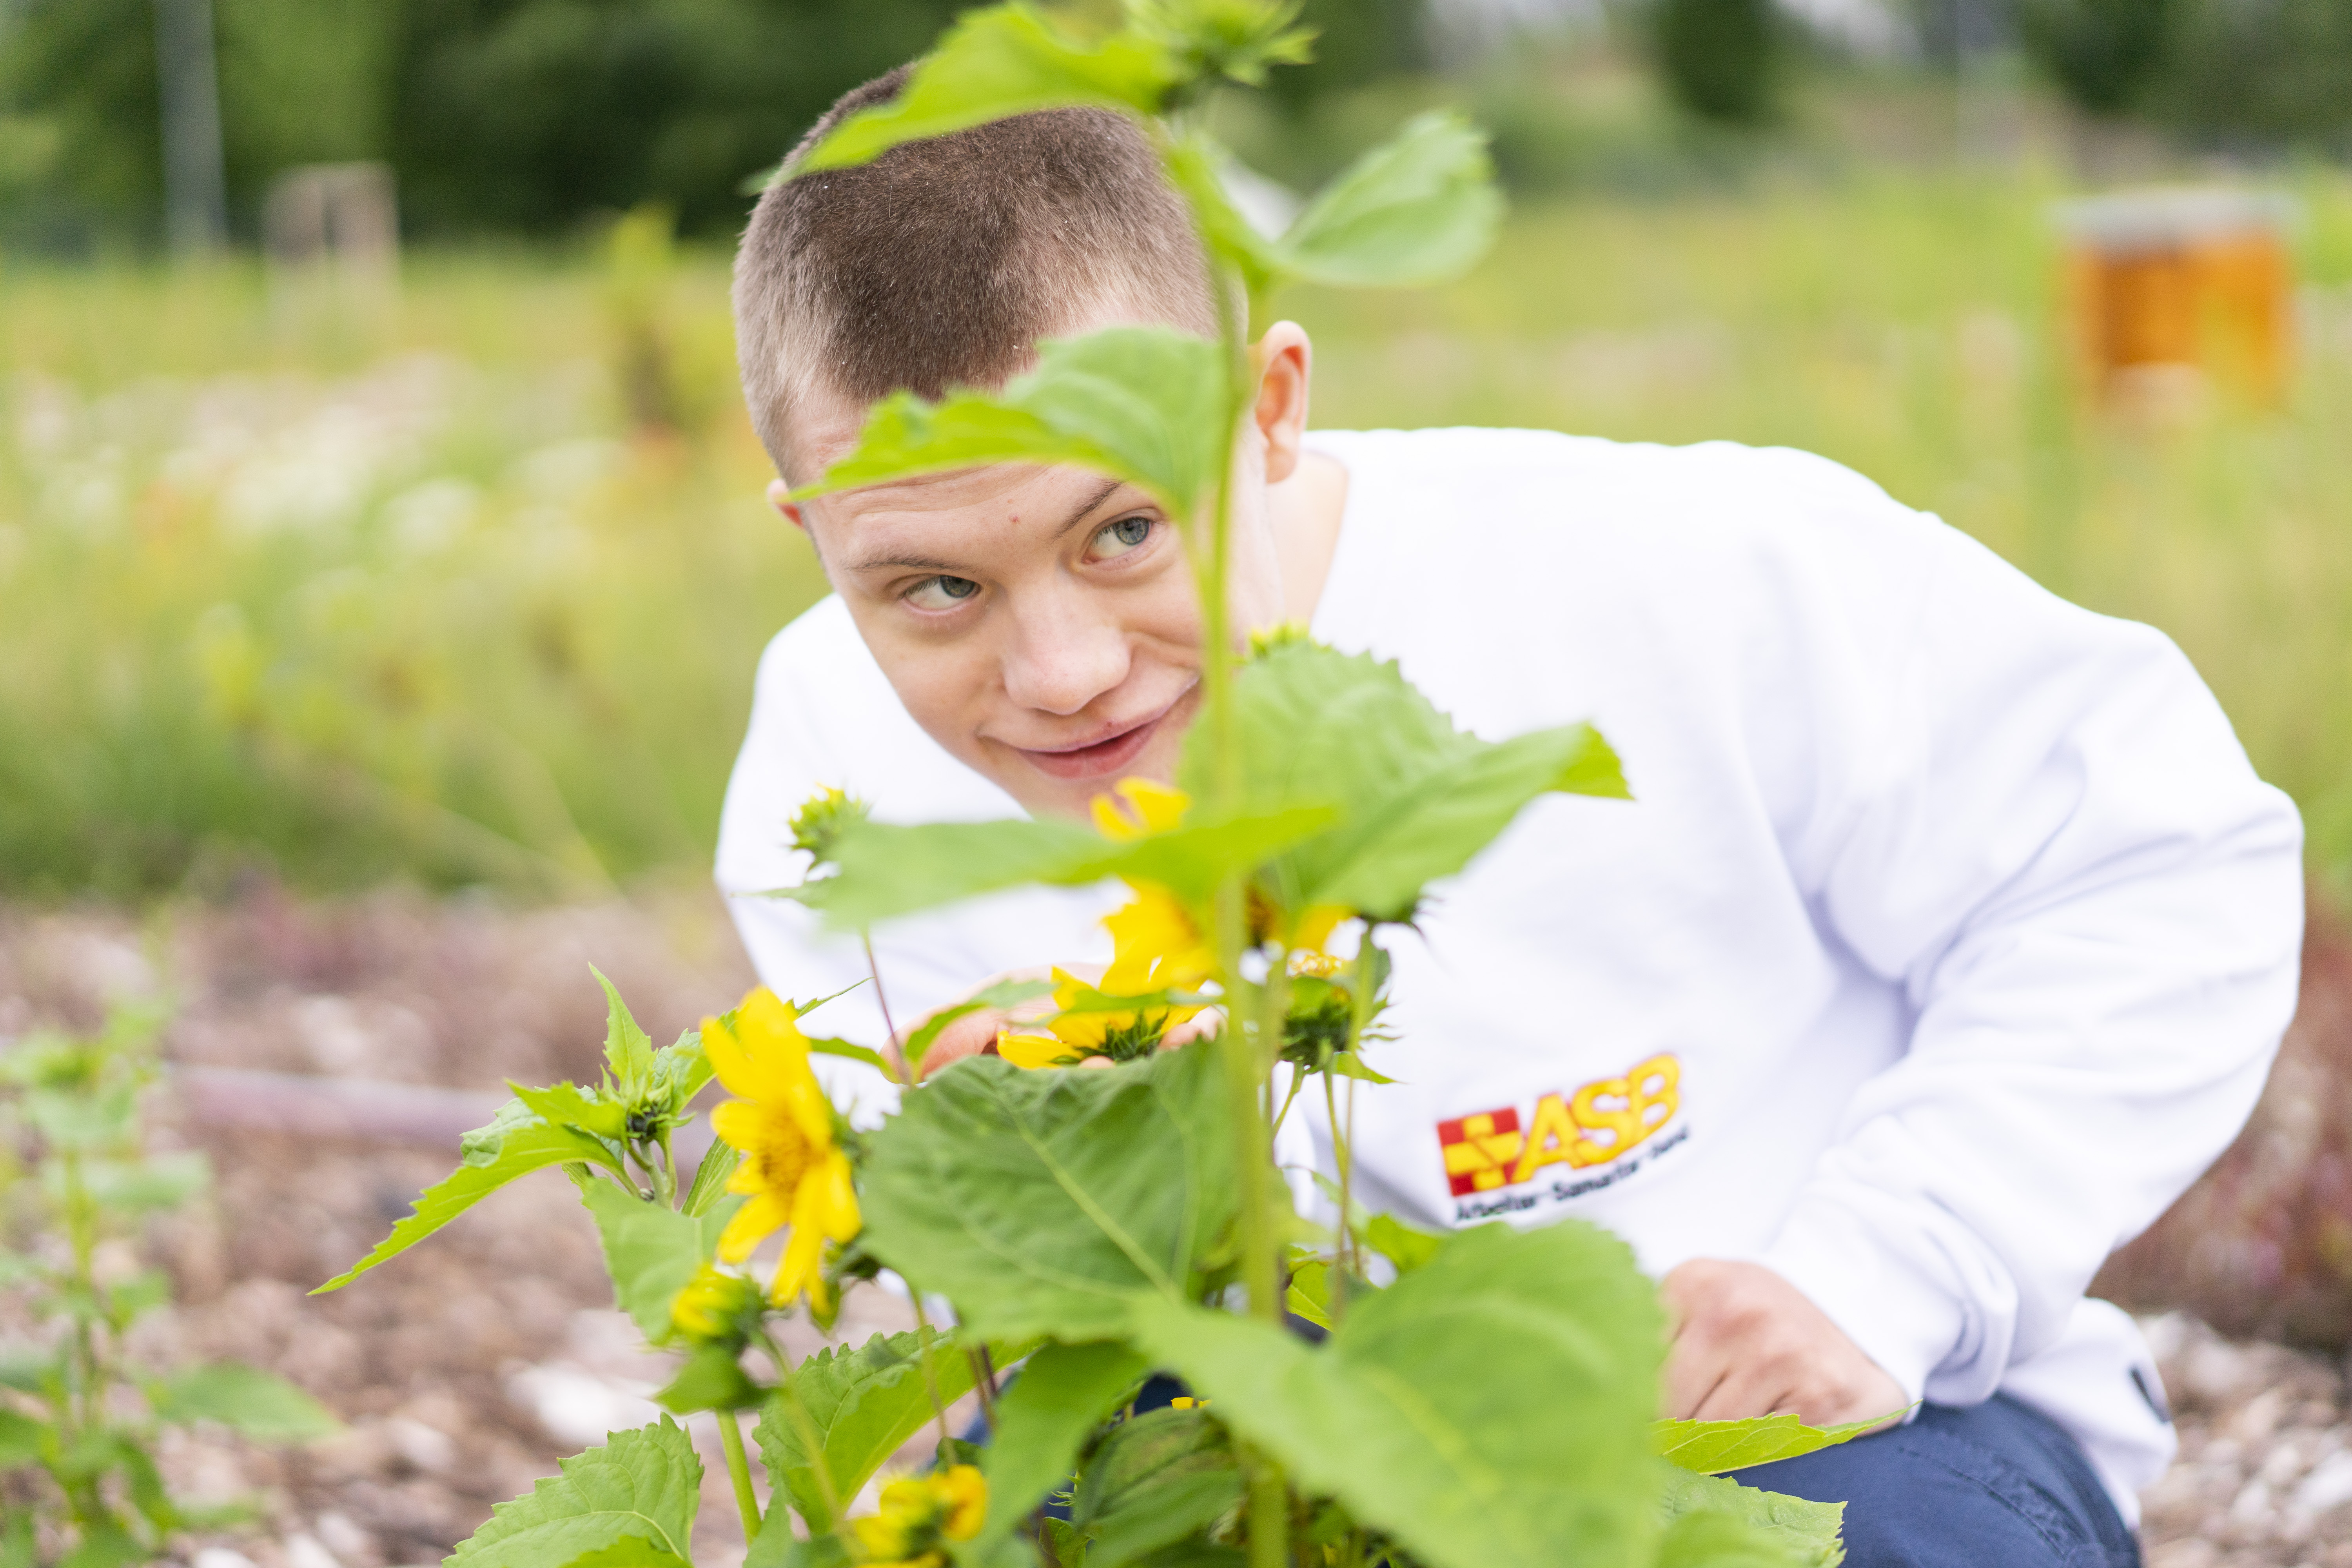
[
  {"xmin": 1102, "ymin": 884, "xmax": 1215, "ymax": 994},
  {"xmin": 1090, "ymin": 776, "xmax": 1189, "ymax": 840},
  {"xmin": 669, "ymin": 1262, "xmax": 760, "ymax": 1343},
  {"xmin": 701, "ymin": 987, "xmax": 861, "ymax": 1313},
  {"xmin": 852, "ymin": 1465, "xmax": 986, "ymax": 1566}
]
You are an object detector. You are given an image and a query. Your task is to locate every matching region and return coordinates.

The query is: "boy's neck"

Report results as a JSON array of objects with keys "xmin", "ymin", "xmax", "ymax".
[{"xmin": 1269, "ymin": 448, "xmax": 1349, "ymax": 630}]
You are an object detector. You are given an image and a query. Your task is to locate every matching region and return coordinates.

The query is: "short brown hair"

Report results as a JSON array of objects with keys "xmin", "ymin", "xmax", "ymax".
[{"xmin": 733, "ymin": 68, "xmax": 1217, "ymax": 481}]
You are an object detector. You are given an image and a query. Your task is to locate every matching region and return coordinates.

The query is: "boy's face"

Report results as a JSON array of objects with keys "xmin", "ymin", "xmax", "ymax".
[{"xmin": 775, "ymin": 321, "xmax": 1314, "ymax": 821}]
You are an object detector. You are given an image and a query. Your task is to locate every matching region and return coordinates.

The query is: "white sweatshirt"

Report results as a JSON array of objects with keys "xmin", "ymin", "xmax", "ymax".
[{"xmin": 715, "ymin": 428, "xmax": 2304, "ymax": 1522}]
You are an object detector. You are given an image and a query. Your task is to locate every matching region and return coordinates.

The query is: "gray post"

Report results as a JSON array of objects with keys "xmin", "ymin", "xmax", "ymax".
[{"xmin": 152, "ymin": 0, "xmax": 228, "ymax": 254}]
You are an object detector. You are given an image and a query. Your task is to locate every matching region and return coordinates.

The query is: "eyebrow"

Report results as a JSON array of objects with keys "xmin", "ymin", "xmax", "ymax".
[{"xmin": 843, "ymin": 476, "xmax": 1131, "ymax": 574}]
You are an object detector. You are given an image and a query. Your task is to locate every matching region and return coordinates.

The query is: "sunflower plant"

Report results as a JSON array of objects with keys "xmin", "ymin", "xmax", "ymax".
[{"xmin": 318, "ymin": 4, "xmax": 1884, "ymax": 1566}]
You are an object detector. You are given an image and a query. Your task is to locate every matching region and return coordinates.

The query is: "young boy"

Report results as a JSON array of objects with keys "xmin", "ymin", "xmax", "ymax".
[{"xmin": 717, "ymin": 69, "xmax": 2303, "ymax": 1567}]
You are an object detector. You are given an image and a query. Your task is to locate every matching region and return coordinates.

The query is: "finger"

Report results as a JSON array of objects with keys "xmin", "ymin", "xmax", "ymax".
[
  {"xmin": 1661, "ymin": 1331, "xmax": 1732, "ymax": 1421},
  {"xmin": 1690, "ymin": 1362, "xmax": 1798, "ymax": 1424},
  {"xmin": 911, "ymin": 1008, "xmax": 1007, "ymax": 1073}
]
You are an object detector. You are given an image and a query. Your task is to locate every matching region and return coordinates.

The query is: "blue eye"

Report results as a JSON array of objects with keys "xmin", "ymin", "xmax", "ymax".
[
  {"xmin": 1087, "ymin": 515, "xmax": 1153, "ymax": 560},
  {"xmin": 906, "ymin": 575, "xmax": 980, "ymax": 611}
]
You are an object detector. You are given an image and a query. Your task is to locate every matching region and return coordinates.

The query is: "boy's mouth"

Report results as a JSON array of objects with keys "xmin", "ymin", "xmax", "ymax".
[{"xmin": 1014, "ymin": 691, "xmax": 1192, "ymax": 782}]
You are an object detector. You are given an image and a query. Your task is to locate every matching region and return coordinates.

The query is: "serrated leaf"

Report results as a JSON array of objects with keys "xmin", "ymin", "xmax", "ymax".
[
  {"xmin": 313, "ymin": 1103, "xmax": 622, "ymax": 1292},
  {"xmin": 0, "ymin": 1406, "xmax": 47, "ymax": 1465},
  {"xmin": 514, "ymin": 1081, "xmax": 632, "ymax": 1143},
  {"xmin": 681, "ymin": 1140, "xmax": 742, "ymax": 1219},
  {"xmin": 575, "ymin": 1180, "xmax": 739, "ymax": 1343},
  {"xmin": 1071, "ymin": 1406, "xmax": 1241, "ymax": 1568},
  {"xmin": 1277, "ymin": 111, "xmax": 1504, "ymax": 288},
  {"xmin": 754, "ymin": 1328, "xmax": 990, "ymax": 1531},
  {"xmin": 975, "ymin": 1341, "xmax": 1152, "ymax": 1550},
  {"xmin": 450, "ymin": 1417, "xmax": 702, "ymax": 1568},
  {"xmin": 1325, "ymin": 1052, "xmax": 1395, "ymax": 1085},
  {"xmin": 149, "ymin": 1363, "xmax": 341, "ymax": 1442},
  {"xmin": 25, "ymin": 1085, "xmax": 136, "ymax": 1149},
  {"xmin": 906, "ymin": 979, "xmax": 1058, "ymax": 1080},
  {"xmin": 1654, "ymin": 1466, "xmax": 1845, "ymax": 1568},
  {"xmin": 1654, "ymin": 1508, "xmax": 1818, "ymax": 1568},
  {"xmin": 858, "ymin": 1046, "xmax": 1236, "ymax": 1340},
  {"xmin": 801, "ymin": 798, "xmax": 1333, "ymax": 934},
  {"xmin": 1187, "ymin": 642, "xmax": 1626, "ymax": 922},
  {"xmin": 1129, "ymin": 1221, "xmax": 1664, "ymax": 1568},
  {"xmin": 595, "ymin": 967, "xmax": 657, "ymax": 1097},
  {"xmin": 1653, "ymin": 1412, "xmax": 1885, "ymax": 1475},
  {"xmin": 800, "ymin": 5, "xmax": 1178, "ymax": 173},
  {"xmin": 797, "ymin": 328, "xmax": 1227, "ymax": 523}
]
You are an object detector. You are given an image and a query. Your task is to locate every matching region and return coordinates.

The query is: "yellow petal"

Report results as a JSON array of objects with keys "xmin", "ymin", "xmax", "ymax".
[
  {"xmin": 941, "ymin": 1465, "xmax": 987, "ymax": 1540},
  {"xmin": 1292, "ymin": 903, "xmax": 1350, "ymax": 956},
  {"xmin": 710, "ymin": 1099, "xmax": 778, "ymax": 1162},
  {"xmin": 717, "ymin": 1190, "xmax": 790, "ymax": 1262},
  {"xmin": 1091, "ymin": 777, "xmax": 1189, "ymax": 840},
  {"xmin": 772, "ymin": 1053, "xmax": 837, "ymax": 1152},
  {"xmin": 798, "ymin": 1151, "xmax": 862, "ymax": 1241},
  {"xmin": 773, "ymin": 1220, "xmax": 826, "ymax": 1307},
  {"xmin": 995, "ymin": 1031, "xmax": 1069, "ymax": 1070},
  {"xmin": 702, "ymin": 987, "xmax": 810, "ymax": 1106}
]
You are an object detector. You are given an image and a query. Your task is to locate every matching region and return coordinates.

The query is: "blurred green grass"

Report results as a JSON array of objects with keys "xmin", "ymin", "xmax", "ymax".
[{"xmin": 5, "ymin": 169, "xmax": 2352, "ymax": 900}]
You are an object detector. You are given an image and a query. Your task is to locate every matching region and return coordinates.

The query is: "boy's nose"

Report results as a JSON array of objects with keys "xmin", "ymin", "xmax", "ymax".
[{"xmin": 1001, "ymin": 603, "xmax": 1132, "ymax": 717}]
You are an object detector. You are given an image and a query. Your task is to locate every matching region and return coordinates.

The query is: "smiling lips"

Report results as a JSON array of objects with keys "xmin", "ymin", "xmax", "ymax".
[{"xmin": 1015, "ymin": 695, "xmax": 1188, "ymax": 782}]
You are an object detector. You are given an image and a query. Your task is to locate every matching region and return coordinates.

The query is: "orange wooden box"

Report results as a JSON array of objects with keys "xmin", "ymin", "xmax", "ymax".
[{"xmin": 2056, "ymin": 189, "xmax": 2296, "ymax": 407}]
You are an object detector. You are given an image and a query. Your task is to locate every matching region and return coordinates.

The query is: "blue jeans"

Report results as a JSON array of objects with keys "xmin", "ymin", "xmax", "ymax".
[{"xmin": 1724, "ymin": 1395, "xmax": 2142, "ymax": 1568}]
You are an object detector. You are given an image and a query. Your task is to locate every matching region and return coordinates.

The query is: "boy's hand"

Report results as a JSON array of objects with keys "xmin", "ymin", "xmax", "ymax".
[
  {"xmin": 1660, "ymin": 1259, "xmax": 1907, "ymax": 1430},
  {"xmin": 889, "ymin": 968, "xmax": 1221, "ymax": 1080}
]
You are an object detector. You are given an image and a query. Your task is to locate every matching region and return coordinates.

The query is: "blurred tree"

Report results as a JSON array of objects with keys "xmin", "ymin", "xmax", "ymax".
[
  {"xmin": 2157, "ymin": 0, "xmax": 2352, "ymax": 151},
  {"xmin": 387, "ymin": 0, "xmax": 969, "ymax": 237},
  {"xmin": 1652, "ymin": 0, "xmax": 1779, "ymax": 124},
  {"xmin": 1259, "ymin": 0, "xmax": 1430, "ymax": 113},
  {"xmin": 2014, "ymin": 0, "xmax": 2178, "ymax": 116}
]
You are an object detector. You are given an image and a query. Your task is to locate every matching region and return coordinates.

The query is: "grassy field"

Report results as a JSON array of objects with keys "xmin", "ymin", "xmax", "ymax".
[{"xmin": 5, "ymin": 167, "xmax": 2352, "ymax": 900}]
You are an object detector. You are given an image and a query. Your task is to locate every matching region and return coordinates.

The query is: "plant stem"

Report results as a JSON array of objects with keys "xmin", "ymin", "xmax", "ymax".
[
  {"xmin": 1336, "ymin": 931, "xmax": 1381, "ymax": 1289},
  {"xmin": 863, "ymin": 934, "xmax": 906, "ymax": 1081},
  {"xmin": 909, "ymin": 1293, "xmax": 955, "ymax": 1452},
  {"xmin": 718, "ymin": 1405, "xmax": 765, "ymax": 1539},
  {"xmin": 653, "ymin": 1125, "xmax": 679, "ymax": 1208}
]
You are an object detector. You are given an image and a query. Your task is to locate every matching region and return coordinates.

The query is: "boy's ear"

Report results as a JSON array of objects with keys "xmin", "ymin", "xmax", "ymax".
[
  {"xmin": 767, "ymin": 478, "xmax": 811, "ymax": 534},
  {"xmin": 1250, "ymin": 322, "xmax": 1313, "ymax": 486}
]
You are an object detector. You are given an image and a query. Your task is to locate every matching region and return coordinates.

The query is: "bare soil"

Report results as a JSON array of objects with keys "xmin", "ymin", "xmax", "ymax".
[{"xmin": 2, "ymin": 881, "xmax": 2349, "ymax": 1565}]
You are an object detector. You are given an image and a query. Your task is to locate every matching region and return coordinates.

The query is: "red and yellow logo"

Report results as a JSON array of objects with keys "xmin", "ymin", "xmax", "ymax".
[{"xmin": 1438, "ymin": 1053, "xmax": 1681, "ymax": 1197}]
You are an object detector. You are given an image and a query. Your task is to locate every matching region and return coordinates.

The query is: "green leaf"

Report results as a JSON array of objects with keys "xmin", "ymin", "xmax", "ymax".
[
  {"xmin": 800, "ymin": 5, "xmax": 1178, "ymax": 172},
  {"xmin": 57, "ymin": 1521, "xmax": 143, "ymax": 1568},
  {"xmin": 907, "ymin": 979, "xmax": 1058, "ymax": 1079},
  {"xmin": 1654, "ymin": 1509, "xmax": 1819, "ymax": 1568},
  {"xmin": 2, "ymin": 1513, "xmax": 31, "ymax": 1568},
  {"xmin": 1129, "ymin": 1220, "xmax": 1664, "ymax": 1568},
  {"xmin": 1042, "ymin": 1518, "xmax": 1089, "ymax": 1568},
  {"xmin": 802, "ymin": 797, "xmax": 1333, "ymax": 933},
  {"xmin": 976, "ymin": 1341, "xmax": 1152, "ymax": 1550},
  {"xmin": 1070, "ymin": 1407, "xmax": 1242, "ymax": 1568},
  {"xmin": 797, "ymin": 327, "xmax": 1228, "ymax": 523},
  {"xmin": 805, "ymin": 1036, "xmax": 891, "ymax": 1075},
  {"xmin": 68, "ymin": 1150, "xmax": 209, "ymax": 1211},
  {"xmin": 595, "ymin": 967, "xmax": 658, "ymax": 1097},
  {"xmin": 574, "ymin": 1178, "xmax": 739, "ymax": 1343},
  {"xmin": 1654, "ymin": 1467, "xmax": 1845, "ymax": 1568},
  {"xmin": 149, "ymin": 1363, "xmax": 340, "ymax": 1442},
  {"xmin": 1277, "ymin": 111, "xmax": 1504, "ymax": 289},
  {"xmin": 1188, "ymin": 642, "xmax": 1626, "ymax": 922},
  {"xmin": 1653, "ymin": 1412, "xmax": 1886, "ymax": 1475},
  {"xmin": 313, "ymin": 1102, "xmax": 623, "ymax": 1293},
  {"xmin": 753, "ymin": 1328, "xmax": 994, "ymax": 1532},
  {"xmin": 1362, "ymin": 1212, "xmax": 1442, "ymax": 1276},
  {"xmin": 649, "ymin": 1033, "xmax": 713, "ymax": 1116},
  {"xmin": 1325, "ymin": 1052, "xmax": 1395, "ymax": 1085},
  {"xmin": 0, "ymin": 1347, "xmax": 53, "ymax": 1392},
  {"xmin": 514, "ymin": 1082, "xmax": 632, "ymax": 1143},
  {"xmin": 24, "ymin": 1084, "xmax": 136, "ymax": 1149},
  {"xmin": 1283, "ymin": 1260, "xmax": 1332, "ymax": 1330},
  {"xmin": 449, "ymin": 1417, "xmax": 702, "ymax": 1568},
  {"xmin": 859, "ymin": 1046, "xmax": 1237, "ymax": 1341},
  {"xmin": 0, "ymin": 1407, "xmax": 47, "ymax": 1465},
  {"xmin": 656, "ymin": 1344, "xmax": 765, "ymax": 1414},
  {"xmin": 681, "ymin": 1140, "xmax": 742, "ymax": 1219}
]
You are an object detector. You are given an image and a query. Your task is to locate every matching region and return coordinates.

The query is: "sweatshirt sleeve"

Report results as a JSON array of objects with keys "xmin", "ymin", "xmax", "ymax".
[{"xmin": 1744, "ymin": 457, "xmax": 2304, "ymax": 1409}]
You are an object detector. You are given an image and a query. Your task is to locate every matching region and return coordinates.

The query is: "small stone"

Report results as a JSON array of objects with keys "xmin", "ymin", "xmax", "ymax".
[
  {"xmin": 194, "ymin": 1550, "xmax": 260, "ymax": 1568},
  {"xmin": 384, "ymin": 1416, "xmax": 456, "ymax": 1475},
  {"xmin": 283, "ymin": 1535, "xmax": 341, "ymax": 1568},
  {"xmin": 2295, "ymin": 1448, "xmax": 2352, "ymax": 1515}
]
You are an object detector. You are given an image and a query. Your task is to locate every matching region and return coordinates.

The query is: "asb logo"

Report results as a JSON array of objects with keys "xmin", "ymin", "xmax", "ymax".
[{"xmin": 1438, "ymin": 1053, "xmax": 1682, "ymax": 1197}]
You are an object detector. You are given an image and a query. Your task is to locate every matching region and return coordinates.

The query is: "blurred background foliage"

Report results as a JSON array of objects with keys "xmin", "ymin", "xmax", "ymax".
[{"xmin": 4, "ymin": 0, "xmax": 2352, "ymax": 904}]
